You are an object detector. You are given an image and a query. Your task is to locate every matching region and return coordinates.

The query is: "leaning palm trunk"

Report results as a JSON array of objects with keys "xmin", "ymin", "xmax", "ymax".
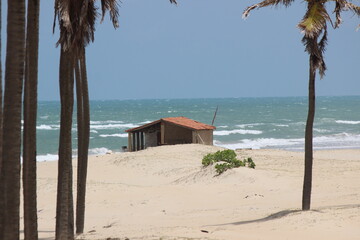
[
  {"xmin": 303, "ymin": 54, "xmax": 316, "ymax": 210},
  {"xmin": 0, "ymin": 0, "xmax": 26, "ymax": 239},
  {"xmin": 56, "ymin": 48, "xmax": 75, "ymax": 240},
  {"xmin": 76, "ymin": 48, "xmax": 90, "ymax": 234},
  {"xmin": 23, "ymin": 0, "xmax": 40, "ymax": 238}
]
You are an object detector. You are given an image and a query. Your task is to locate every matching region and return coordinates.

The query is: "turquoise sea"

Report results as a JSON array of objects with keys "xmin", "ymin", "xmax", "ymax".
[{"xmin": 35, "ymin": 96, "xmax": 360, "ymax": 161}]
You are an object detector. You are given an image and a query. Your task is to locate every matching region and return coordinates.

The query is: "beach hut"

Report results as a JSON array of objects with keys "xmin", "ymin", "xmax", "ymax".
[{"xmin": 125, "ymin": 116, "xmax": 216, "ymax": 152}]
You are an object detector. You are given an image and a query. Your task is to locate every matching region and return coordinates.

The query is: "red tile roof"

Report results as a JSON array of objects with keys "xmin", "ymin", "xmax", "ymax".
[
  {"xmin": 162, "ymin": 117, "xmax": 216, "ymax": 130},
  {"xmin": 125, "ymin": 116, "xmax": 215, "ymax": 132}
]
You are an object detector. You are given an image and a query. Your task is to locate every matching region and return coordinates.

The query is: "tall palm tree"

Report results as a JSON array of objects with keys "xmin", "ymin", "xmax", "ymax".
[
  {"xmin": 75, "ymin": 0, "xmax": 176, "ymax": 231},
  {"xmin": 74, "ymin": 0, "xmax": 176, "ymax": 233},
  {"xmin": 0, "ymin": 0, "xmax": 26, "ymax": 239},
  {"xmin": 54, "ymin": 1, "xmax": 177, "ymax": 237},
  {"xmin": 23, "ymin": 0, "xmax": 40, "ymax": 239},
  {"xmin": 54, "ymin": 1, "xmax": 119, "ymax": 238},
  {"xmin": 243, "ymin": 0, "xmax": 360, "ymax": 210}
]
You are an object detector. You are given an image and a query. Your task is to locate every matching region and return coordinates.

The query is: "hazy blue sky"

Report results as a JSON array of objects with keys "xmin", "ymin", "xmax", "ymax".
[{"xmin": 2, "ymin": 0, "xmax": 360, "ymax": 100}]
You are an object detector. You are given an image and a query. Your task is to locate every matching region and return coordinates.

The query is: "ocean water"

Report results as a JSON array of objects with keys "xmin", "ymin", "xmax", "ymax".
[{"xmin": 35, "ymin": 96, "xmax": 360, "ymax": 161}]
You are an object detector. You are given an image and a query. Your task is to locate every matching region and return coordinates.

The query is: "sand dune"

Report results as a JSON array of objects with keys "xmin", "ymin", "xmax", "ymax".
[{"xmin": 24, "ymin": 144, "xmax": 360, "ymax": 240}]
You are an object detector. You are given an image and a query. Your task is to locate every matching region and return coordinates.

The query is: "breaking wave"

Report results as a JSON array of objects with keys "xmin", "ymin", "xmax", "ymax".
[
  {"xmin": 36, "ymin": 147, "xmax": 113, "ymax": 162},
  {"xmin": 214, "ymin": 129, "xmax": 262, "ymax": 136},
  {"xmin": 336, "ymin": 120, "xmax": 360, "ymax": 125},
  {"xmin": 99, "ymin": 133, "xmax": 128, "ymax": 138},
  {"xmin": 90, "ymin": 123, "xmax": 138, "ymax": 130},
  {"xmin": 214, "ymin": 133, "xmax": 360, "ymax": 151}
]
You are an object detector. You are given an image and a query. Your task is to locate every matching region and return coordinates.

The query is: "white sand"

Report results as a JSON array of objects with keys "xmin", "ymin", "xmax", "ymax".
[{"xmin": 25, "ymin": 144, "xmax": 360, "ymax": 240}]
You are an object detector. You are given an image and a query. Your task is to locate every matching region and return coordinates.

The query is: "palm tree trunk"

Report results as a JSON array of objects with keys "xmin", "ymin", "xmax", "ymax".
[
  {"xmin": 0, "ymin": 0, "xmax": 3, "ymax": 174},
  {"xmin": 75, "ymin": 57, "xmax": 84, "ymax": 234},
  {"xmin": 76, "ymin": 48, "xmax": 90, "ymax": 234},
  {"xmin": 302, "ymin": 55, "xmax": 316, "ymax": 211},
  {"xmin": 0, "ymin": 0, "xmax": 3, "ymax": 236},
  {"xmin": 0, "ymin": 0, "xmax": 26, "ymax": 239},
  {"xmin": 75, "ymin": 58, "xmax": 83, "ymax": 189},
  {"xmin": 56, "ymin": 48, "xmax": 75, "ymax": 240},
  {"xmin": 23, "ymin": 0, "xmax": 40, "ymax": 239}
]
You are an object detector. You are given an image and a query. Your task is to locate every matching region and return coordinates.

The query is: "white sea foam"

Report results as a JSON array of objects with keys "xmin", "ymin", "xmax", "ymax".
[
  {"xmin": 214, "ymin": 129, "xmax": 262, "ymax": 136},
  {"xmin": 138, "ymin": 120, "xmax": 152, "ymax": 124},
  {"xmin": 217, "ymin": 125, "xmax": 228, "ymax": 128},
  {"xmin": 273, "ymin": 124, "xmax": 289, "ymax": 127},
  {"xmin": 99, "ymin": 133, "xmax": 128, "ymax": 138},
  {"xmin": 336, "ymin": 120, "xmax": 360, "ymax": 125},
  {"xmin": 236, "ymin": 123, "xmax": 264, "ymax": 128},
  {"xmin": 292, "ymin": 122, "xmax": 306, "ymax": 126},
  {"xmin": 90, "ymin": 130, "xmax": 98, "ymax": 133},
  {"xmin": 90, "ymin": 123, "xmax": 138, "ymax": 130},
  {"xmin": 37, "ymin": 154, "xmax": 59, "ymax": 162},
  {"xmin": 88, "ymin": 147, "xmax": 112, "ymax": 155},
  {"xmin": 36, "ymin": 147, "xmax": 114, "ymax": 162},
  {"xmin": 215, "ymin": 138, "xmax": 302, "ymax": 150},
  {"xmin": 40, "ymin": 115, "xmax": 49, "ymax": 120},
  {"xmin": 314, "ymin": 128, "xmax": 330, "ymax": 133},
  {"xmin": 214, "ymin": 133, "xmax": 360, "ymax": 151},
  {"xmin": 90, "ymin": 120, "xmax": 124, "ymax": 124},
  {"xmin": 37, "ymin": 124, "xmax": 56, "ymax": 130}
]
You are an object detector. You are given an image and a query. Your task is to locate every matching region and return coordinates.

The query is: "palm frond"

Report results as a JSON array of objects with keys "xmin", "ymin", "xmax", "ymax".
[
  {"xmin": 54, "ymin": 0, "xmax": 74, "ymax": 49},
  {"xmin": 343, "ymin": 1, "xmax": 360, "ymax": 15},
  {"xmin": 302, "ymin": 27, "xmax": 327, "ymax": 78},
  {"xmin": 298, "ymin": 1, "xmax": 330, "ymax": 38},
  {"xmin": 318, "ymin": 27, "xmax": 327, "ymax": 77},
  {"xmin": 75, "ymin": 0, "xmax": 97, "ymax": 50},
  {"xmin": 54, "ymin": 0, "xmax": 120, "ymax": 54},
  {"xmin": 318, "ymin": 26, "xmax": 328, "ymax": 54},
  {"xmin": 100, "ymin": 0, "xmax": 120, "ymax": 28},
  {"xmin": 333, "ymin": 0, "xmax": 360, "ymax": 28},
  {"xmin": 243, "ymin": 0, "xmax": 295, "ymax": 19},
  {"xmin": 169, "ymin": 0, "xmax": 177, "ymax": 4},
  {"xmin": 334, "ymin": 0, "xmax": 343, "ymax": 28}
]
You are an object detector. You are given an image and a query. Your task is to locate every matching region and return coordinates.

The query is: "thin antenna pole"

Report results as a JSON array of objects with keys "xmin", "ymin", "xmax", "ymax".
[{"xmin": 211, "ymin": 106, "xmax": 218, "ymax": 126}]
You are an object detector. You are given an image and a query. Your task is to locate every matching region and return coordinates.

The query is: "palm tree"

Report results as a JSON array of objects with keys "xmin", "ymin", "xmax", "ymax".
[
  {"xmin": 54, "ymin": 1, "xmax": 177, "ymax": 237},
  {"xmin": 75, "ymin": 0, "xmax": 176, "ymax": 231},
  {"xmin": 54, "ymin": 1, "xmax": 119, "ymax": 238},
  {"xmin": 22, "ymin": 0, "xmax": 40, "ymax": 239},
  {"xmin": 243, "ymin": 0, "xmax": 360, "ymax": 210},
  {"xmin": 0, "ymin": 0, "xmax": 26, "ymax": 239}
]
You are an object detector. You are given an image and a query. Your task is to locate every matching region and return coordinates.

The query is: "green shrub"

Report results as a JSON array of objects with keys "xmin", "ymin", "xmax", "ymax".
[
  {"xmin": 214, "ymin": 163, "xmax": 232, "ymax": 175},
  {"xmin": 232, "ymin": 159, "xmax": 245, "ymax": 168},
  {"xmin": 202, "ymin": 150, "xmax": 255, "ymax": 175},
  {"xmin": 202, "ymin": 153, "xmax": 215, "ymax": 166},
  {"xmin": 213, "ymin": 149, "xmax": 237, "ymax": 163},
  {"xmin": 245, "ymin": 157, "xmax": 256, "ymax": 169}
]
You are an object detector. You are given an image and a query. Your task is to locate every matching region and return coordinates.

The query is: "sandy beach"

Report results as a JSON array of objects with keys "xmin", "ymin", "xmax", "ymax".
[{"xmin": 23, "ymin": 144, "xmax": 360, "ymax": 240}]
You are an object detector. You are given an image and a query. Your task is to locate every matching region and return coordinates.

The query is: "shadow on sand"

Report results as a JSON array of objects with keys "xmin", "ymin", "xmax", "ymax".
[
  {"xmin": 208, "ymin": 203, "xmax": 360, "ymax": 227},
  {"xmin": 225, "ymin": 209, "xmax": 302, "ymax": 226}
]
